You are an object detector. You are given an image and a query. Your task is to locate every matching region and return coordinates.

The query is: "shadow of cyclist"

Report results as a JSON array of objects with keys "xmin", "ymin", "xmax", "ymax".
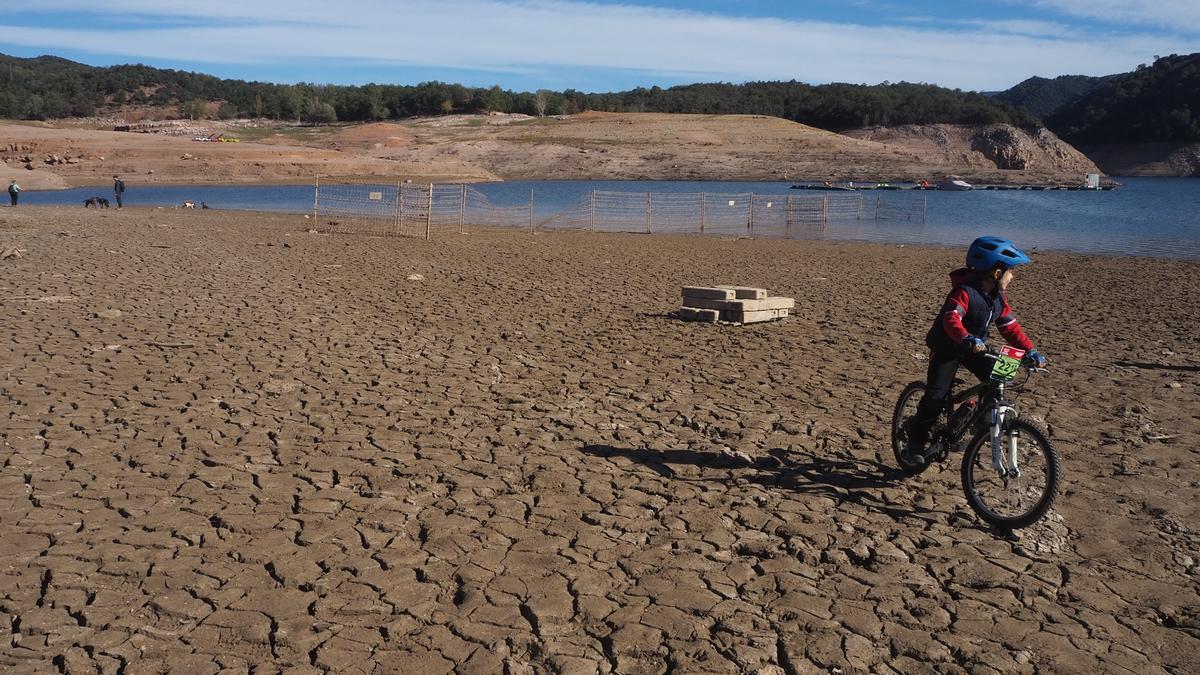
[{"xmin": 579, "ymin": 443, "xmax": 941, "ymax": 523}]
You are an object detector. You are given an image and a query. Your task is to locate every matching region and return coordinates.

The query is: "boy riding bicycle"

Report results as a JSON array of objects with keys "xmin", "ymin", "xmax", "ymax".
[{"xmin": 905, "ymin": 236, "xmax": 1047, "ymax": 465}]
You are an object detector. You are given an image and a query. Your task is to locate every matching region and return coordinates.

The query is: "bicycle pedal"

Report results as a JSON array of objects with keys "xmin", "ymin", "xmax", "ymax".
[{"xmin": 920, "ymin": 442, "xmax": 946, "ymax": 463}]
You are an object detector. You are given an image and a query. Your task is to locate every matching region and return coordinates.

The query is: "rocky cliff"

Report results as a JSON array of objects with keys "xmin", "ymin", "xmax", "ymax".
[{"xmin": 843, "ymin": 124, "xmax": 1101, "ymax": 182}]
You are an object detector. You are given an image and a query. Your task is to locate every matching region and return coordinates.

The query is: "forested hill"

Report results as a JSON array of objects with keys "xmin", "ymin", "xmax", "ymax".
[
  {"xmin": 1046, "ymin": 54, "xmax": 1200, "ymax": 145},
  {"xmin": 0, "ymin": 52, "xmax": 1038, "ymax": 130},
  {"xmin": 993, "ymin": 74, "xmax": 1112, "ymax": 118}
]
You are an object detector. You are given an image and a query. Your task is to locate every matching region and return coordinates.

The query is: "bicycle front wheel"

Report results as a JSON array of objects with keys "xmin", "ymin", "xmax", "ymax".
[{"xmin": 961, "ymin": 415, "xmax": 1060, "ymax": 529}]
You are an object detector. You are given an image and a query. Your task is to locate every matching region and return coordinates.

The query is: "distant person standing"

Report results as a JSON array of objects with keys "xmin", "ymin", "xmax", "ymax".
[
  {"xmin": 7, "ymin": 180, "xmax": 20, "ymax": 206},
  {"xmin": 113, "ymin": 175, "xmax": 126, "ymax": 208}
]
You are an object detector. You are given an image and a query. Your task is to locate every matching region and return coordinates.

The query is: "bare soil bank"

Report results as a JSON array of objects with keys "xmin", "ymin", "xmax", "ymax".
[
  {"xmin": 0, "ymin": 206, "xmax": 1196, "ymax": 671},
  {"xmin": 3, "ymin": 112, "xmax": 1101, "ymax": 190},
  {"xmin": 1078, "ymin": 142, "xmax": 1200, "ymax": 177}
]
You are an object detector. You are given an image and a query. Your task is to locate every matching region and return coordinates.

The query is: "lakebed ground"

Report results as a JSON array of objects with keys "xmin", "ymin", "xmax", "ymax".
[{"xmin": 0, "ymin": 206, "xmax": 1197, "ymax": 673}]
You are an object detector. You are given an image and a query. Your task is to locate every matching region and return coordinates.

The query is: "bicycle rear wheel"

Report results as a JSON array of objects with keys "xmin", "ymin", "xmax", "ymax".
[
  {"xmin": 891, "ymin": 381, "xmax": 931, "ymax": 475},
  {"xmin": 961, "ymin": 415, "xmax": 1060, "ymax": 529}
]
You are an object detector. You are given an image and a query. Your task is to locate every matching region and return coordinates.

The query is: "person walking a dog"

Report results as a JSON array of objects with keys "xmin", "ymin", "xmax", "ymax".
[
  {"xmin": 113, "ymin": 175, "xmax": 126, "ymax": 208},
  {"xmin": 7, "ymin": 180, "xmax": 20, "ymax": 206}
]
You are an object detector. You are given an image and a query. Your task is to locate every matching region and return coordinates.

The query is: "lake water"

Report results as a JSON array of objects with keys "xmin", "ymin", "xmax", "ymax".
[{"xmin": 19, "ymin": 177, "xmax": 1200, "ymax": 260}]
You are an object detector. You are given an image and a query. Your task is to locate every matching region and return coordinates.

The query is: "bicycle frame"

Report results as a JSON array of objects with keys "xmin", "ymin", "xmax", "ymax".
[
  {"xmin": 941, "ymin": 380, "xmax": 992, "ymax": 438},
  {"xmin": 943, "ymin": 379, "xmax": 1020, "ymax": 477}
]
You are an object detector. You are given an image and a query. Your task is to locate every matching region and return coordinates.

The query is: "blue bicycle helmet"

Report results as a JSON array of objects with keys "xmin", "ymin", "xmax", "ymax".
[{"xmin": 966, "ymin": 236, "xmax": 1031, "ymax": 270}]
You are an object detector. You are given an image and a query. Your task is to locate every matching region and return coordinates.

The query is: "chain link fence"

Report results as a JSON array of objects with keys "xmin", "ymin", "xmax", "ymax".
[{"xmin": 311, "ymin": 178, "xmax": 926, "ymax": 240}]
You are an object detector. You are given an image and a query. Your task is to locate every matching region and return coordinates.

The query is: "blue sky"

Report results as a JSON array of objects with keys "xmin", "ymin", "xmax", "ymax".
[{"xmin": 1, "ymin": 1, "xmax": 1197, "ymax": 92}]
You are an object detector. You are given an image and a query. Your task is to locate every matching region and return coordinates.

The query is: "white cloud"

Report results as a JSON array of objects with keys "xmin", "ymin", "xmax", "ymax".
[
  {"xmin": 1018, "ymin": 0, "xmax": 1200, "ymax": 31},
  {"xmin": 956, "ymin": 19, "xmax": 1079, "ymax": 39},
  {"xmin": 0, "ymin": 1, "xmax": 1192, "ymax": 89}
]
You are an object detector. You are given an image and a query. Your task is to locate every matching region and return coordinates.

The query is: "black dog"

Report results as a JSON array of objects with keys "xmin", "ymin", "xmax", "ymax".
[{"xmin": 83, "ymin": 197, "xmax": 110, "ymax": 208}]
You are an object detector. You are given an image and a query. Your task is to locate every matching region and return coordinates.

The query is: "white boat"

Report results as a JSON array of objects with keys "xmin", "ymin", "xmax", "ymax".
[{"xmin": 936, "ymin": 176, "xmax": 974, "ymax": 191}]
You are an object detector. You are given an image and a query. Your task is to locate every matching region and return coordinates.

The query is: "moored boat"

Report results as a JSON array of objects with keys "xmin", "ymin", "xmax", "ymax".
[{"xmin": 935, "ymin": 176, "xmax": 974, "ymax": 191}]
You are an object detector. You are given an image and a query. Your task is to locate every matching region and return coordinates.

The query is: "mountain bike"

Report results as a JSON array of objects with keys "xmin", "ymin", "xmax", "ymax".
[{"xmin": 891, "ymin": 346, "xmax": 1061, "ymax": 530}]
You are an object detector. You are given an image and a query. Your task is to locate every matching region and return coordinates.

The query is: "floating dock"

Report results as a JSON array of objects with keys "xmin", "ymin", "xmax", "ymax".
[{"xmin": 790, "ymin": 182, "xmax": 1119, "ymax": 192}]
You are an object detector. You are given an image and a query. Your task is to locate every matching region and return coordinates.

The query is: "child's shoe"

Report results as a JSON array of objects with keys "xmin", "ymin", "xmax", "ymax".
[{"xmin": 903, "ymin": 438, "xmax": 926, "ymax": 463}]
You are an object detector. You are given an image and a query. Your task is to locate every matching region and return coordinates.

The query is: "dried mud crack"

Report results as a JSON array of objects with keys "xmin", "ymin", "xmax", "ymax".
[{"xmin": 0, "ymin": 207, "xmax": 1197, "ymax": 672}]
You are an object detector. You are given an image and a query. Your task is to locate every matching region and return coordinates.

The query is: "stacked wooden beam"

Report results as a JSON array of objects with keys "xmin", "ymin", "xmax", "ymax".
[{"xmin": 679, "ymin": 286, "xmax": 794, "ymax": 324}]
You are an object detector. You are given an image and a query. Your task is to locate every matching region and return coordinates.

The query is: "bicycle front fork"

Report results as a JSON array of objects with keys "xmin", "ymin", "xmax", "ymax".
[{"xmin": 990, "ymin": 405, "xmax": 1020, "ymax": 479}]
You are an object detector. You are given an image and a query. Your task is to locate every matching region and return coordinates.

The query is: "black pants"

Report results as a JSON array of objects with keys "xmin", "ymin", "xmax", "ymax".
[
  {"xmin": 908, "ymin": 349, "xmax": 993, "ymax": 445},
  {"xmin": 115, "ymin": 193, "xmax": 123, "ymax": 208},
  {"xmin": 7, "ymin": 192, "xmax": 15, "ymax": 206}
]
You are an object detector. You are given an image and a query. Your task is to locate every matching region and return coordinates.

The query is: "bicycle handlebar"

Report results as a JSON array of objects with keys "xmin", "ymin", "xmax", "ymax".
[{"xmin": 981, "ymin": 346, "xmax": 1048, "ymax": 372}]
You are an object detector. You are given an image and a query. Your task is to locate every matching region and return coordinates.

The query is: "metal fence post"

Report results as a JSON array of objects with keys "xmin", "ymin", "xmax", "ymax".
[
  {"xmin": 748, "ymin": 194, "xmax": 755, "ymax": 234},
  {"xmin": 389, "ymin": 181, "xmax": 400, "ymax": 235},
  {"xmin": 399, "ymin": 183, "xmax": 407, "ymax": 234},
  {"xmin": 459, "ymin": 183, "xmax": 466, "ymax": 234},
  {"xmin": 590, "ymin": 190, "xmax": 596, "ymax": 232},
  {"xmin": 785, "ymin": 194, "xmax": 792, "ymax": 236},
  {"xmin": 923, "ymin": 194, "xmax": 928, "ymax": 224},
  {"xmin": 857, "ymin": 194, "xmax": 863, "ymax": 222},
  {"xmin": 312, "ymin": 175, "xmax": 320, "ymax": 222},
  {"xmin": 646, "ymin": 192, "xmax": 652, "ymax": 233},
  {"xmin": 823, "ymin": 194, "xmax": 829, "ymax": 225},
  {"xmin": 699, "ymin": 193, "xmax": 706, "ymax": 234},
  {"xmin": 529, "ymin": 189, "xmax": 535, "ymax": 233},
  {"xmin": 425, "ymin": 184, "xmax": 433, "ymax": 240}
]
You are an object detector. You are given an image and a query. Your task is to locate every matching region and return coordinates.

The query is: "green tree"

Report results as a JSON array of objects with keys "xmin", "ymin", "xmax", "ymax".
[
  {"xmin": 304, "ymin": 98, "xmax": 337, "ymax": 124},
  {"xmin": 179, "ymin": 98, "xmax": 207, "ymax": 120}
]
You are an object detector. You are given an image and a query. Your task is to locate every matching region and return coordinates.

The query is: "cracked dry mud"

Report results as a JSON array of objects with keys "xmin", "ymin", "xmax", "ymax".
[{"xmin": 1, "ymin": 207, "xmax": 1198, "ymax": 673}]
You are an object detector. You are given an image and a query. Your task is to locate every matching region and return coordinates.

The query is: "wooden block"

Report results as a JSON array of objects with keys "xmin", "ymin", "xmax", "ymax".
[
  {"xmin": 716, "ymin": 286, "xmax": 768, "ymax": 300},
  {"xmin": 723, "ymin": 308, "xmax": 789, "ymax": 324},
  {"xmin": 682, "ymin": 286, "xmax": 736, "ymax": 300},
  {"xmin": 682, "ymin": 296, "xmax": 795, "ymax": 312}
]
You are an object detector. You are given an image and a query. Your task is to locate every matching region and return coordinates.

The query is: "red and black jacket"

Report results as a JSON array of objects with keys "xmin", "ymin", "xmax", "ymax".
[{"xmin": 925, "ymin": 267, "xmax": 1034, "ymax": 354}]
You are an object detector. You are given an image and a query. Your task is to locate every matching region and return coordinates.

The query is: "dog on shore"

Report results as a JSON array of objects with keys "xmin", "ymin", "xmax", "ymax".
[
  {"xmin": 83, "ymin": 197, "xmax": 110, "ymax": 208},
  {"xmin": 177, "ymin": 200, "xmax": 196, "ymax": 209}
]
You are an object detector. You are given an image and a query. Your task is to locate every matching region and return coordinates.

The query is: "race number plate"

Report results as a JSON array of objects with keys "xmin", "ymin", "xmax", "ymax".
[{"xmin": 990, "ymin": 346, "xmax": 1026, "ymax": 382}]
